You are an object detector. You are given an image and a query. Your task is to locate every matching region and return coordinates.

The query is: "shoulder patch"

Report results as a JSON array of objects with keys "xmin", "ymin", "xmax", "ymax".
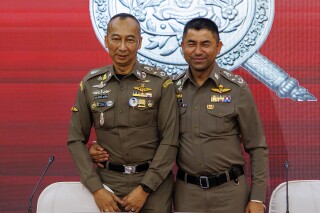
[
  {"xmin": 220, "ymin": 70, "xmax": 247, "ymax": 87},
  {"xmin": 141, "ymin": 65, "xmax": 167, "ymax": 79},
  {"xmin": 83, "ymin": 66, "xmax": 111, "ymax": 82},
  {"xmin": 162, "ymin": 79, "xmax": 173, "ymax": 88}
]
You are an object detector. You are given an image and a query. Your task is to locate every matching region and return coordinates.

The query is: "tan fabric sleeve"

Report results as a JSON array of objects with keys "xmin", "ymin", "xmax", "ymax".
[
  {"xmin": 67, "ymin": 82, "xmax": 104, "ymax": 193},
  {"xmin": 237, "ymin": 85, "xmax": 268, "ymax": 202},
  {"xmin": 140, "ymin": 77, "xmax": 179, "ymax": 191}
]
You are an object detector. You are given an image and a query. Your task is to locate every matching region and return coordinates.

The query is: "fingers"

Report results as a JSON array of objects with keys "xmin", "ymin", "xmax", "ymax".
[
  {"xmin": 112, "ymin": 193, "xmax": 123, "ymax": 205},
  {"xmin": 97, "ymin": 162, "xmax": 105, "ymax": 168}
]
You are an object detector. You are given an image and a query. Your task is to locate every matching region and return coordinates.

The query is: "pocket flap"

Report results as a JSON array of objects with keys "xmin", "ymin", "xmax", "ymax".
[{"xmin": 207, "ymin": 106, "xmax": 234, "ymax": 118}]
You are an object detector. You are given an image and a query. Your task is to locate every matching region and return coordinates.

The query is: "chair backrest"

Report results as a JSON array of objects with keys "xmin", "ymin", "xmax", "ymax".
[
  {"xmin": 37, "ymin": 182, "xmax": 113, "ymax": 213},
  {"xmin": 269, "ymin": 180, "xmax": 320, "ymax": 213}
]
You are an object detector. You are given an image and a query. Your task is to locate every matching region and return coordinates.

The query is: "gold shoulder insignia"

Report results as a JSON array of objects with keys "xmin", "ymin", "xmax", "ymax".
[
  {"xmin": 71, "ymin": 106, "xmax": 79, "ymax": 112},
  {"xmin": 163, "ymin": 79, "xmax": 173, "ymax": 88},
  {"xmin": 79, "ymin": 81, "xmax": 84, "ymax": 91}
]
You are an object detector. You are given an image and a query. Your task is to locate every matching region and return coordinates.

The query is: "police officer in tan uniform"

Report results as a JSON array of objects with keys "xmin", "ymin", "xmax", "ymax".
[
  {"xmin": 67, "ymin": 13, "xmax": 178, "ymax": 213},
  {"xmin": 171, "ymin": 18, "xmax": 268, "ymax": 213},
  {"xmin": 89, "ymin": 18, "xmax": 268, "ymax": 213}
]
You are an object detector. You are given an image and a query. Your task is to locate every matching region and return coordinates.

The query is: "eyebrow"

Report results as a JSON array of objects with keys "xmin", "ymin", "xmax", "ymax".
[{"xmin": 187, "ymin": 39, "xmax": 211, "ymax": 43}]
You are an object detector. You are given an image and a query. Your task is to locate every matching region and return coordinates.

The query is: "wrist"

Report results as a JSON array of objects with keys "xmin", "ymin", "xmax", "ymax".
[
  {"xmin": 250, "ymin": 200, "xmax": 266, "ymax": 210},
  {"xmin": 139, "ymin": 183, "xmax": 153, "ymax": 193}
]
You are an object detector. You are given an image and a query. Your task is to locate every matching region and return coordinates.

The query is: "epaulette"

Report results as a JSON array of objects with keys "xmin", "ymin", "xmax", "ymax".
[
  {"xmin": 141, "ymin": 64, "xmax": 168, "ymax": 79},
  {"xmin": 171, "ymin": 70, "xmax": 187, "ymax": 81},
  {"xmin": 83, "ymin": 66, "xmax": 111, "ymax": 82},
  {"xmin": 220, "ymin": 69, "xmax": 247, "ymax": 88}
]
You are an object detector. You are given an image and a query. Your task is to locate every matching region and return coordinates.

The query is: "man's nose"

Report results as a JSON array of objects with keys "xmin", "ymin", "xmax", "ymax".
[
  {"xmin": 194, "ymin": 45, "xmax": 203, "ymax": 54},
  {"xmin": 119, "ymin": 40, "xmax": 127, "ymax": 51}
]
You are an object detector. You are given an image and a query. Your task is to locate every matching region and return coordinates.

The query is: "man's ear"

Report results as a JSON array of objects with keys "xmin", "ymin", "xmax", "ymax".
[
  {"xmin": 217, "ymin": 40, "xmax": 223, "ymax": 54},
  {"xmin": 104, "ymin": 35, "xmax": 108, "ymax": 49}
]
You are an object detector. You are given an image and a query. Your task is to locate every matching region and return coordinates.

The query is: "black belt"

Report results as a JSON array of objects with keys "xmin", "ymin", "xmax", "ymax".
[
  {"xmin": 104, "ymin": 162, "xmax": 149, "ymax": 174},
  {"xmin": 177, "ymin": 166, "xmax": 244, "ymax": 189}
]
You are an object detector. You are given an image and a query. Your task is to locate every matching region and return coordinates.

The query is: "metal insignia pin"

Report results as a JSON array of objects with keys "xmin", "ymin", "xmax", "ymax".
[{"xmin": 100, "ymin": 112, "xmax": 104, "ymax": 126}]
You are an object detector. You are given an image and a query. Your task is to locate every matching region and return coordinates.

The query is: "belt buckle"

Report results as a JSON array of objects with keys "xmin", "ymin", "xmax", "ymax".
[
  {"xmin": 199, "ymin": 176, "xmax": 210, "ymax": 189},
  {"xmin": 124, "ymin": 165, "xmax": 136, "ymax": 174}
]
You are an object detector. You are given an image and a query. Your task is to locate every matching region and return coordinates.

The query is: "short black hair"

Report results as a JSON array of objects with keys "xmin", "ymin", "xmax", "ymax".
[
  {"xmin": 183, "ymin": 18, "xmax": 220, "ymax": 42},
  {"xmin": 107, "ymin": 13, "xmax": 141, "ymax": 34}
]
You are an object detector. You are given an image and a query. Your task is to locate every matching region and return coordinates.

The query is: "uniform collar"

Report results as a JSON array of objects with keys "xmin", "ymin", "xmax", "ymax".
[
  {"xmin": 184, "ymin": 62, "xmax": 221, "ymax": 87},
  {"xmin": 108, "ymin": 61, "xmax": 145, "ymax": 81},
  {"xmin": 132, "ymin": 62, "xmax": 148, "ymax": 81}
]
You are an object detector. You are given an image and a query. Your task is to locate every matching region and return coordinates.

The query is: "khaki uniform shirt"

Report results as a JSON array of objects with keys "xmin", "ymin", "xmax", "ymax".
[
  {"xmin": 173, "ymin": 63, "xmax": 268, "ymax": 202},
  {"xmin": 68, "ymin": 62, "xmax": 179, "ymax": 194}
]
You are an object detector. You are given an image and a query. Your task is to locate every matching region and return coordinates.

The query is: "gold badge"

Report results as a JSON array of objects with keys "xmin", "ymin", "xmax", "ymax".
[
  {"xmin": 133, "ymin": 86, "xmax": 152, "ymax": 92},
  {"xmin": 71, "ymin": 106, "xmax": 79, "ymax": 112},
  {"xmin": 79, "ymin": 81, "xmax": 84, "ymax": 91},
  {"xmin": 176, "ymin": 93, "xmax": 183, "ymax": 99},
  {"xmin": 98, "ymin": 74, "xmax": 107, "ymax": 81},
  {"xmin": 211, "ymin": 85, "xmax": 231, "ymax": 94},
  {"xmin": 162, "ymin": 79, "xmax": 173, "ymax": 88},
  {"xmin": 91, "ymin": 102, "xmax": 97, "ymax": 109},
  {"xmin": 138, "ymin": 99, "xmax": 146, "ymax": 108},
  {"xmin": 207, "ymin": 104, "xmax": 214, "ymax": 110}
]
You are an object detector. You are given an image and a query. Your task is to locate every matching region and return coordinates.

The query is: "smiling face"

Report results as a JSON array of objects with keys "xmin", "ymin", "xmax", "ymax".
[
  {"xmin": 105, "ymin": 17, "xmax": 142, "ymax": 74},
  {"xmin": 181, "ymin": 28, "xmax": 222, "ymax": 75}
]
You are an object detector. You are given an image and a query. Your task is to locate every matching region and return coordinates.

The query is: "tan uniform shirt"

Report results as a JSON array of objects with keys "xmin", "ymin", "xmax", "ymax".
[
  {"xmin": 68, "ymin": 62, "xmax": 179, "ymax": 194},
  {"xmin": 173, "ymin": 63, "xmax": 268, "ymax": 202}
]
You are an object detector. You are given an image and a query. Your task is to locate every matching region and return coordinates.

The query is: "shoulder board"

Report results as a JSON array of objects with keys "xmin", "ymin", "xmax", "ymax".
[
  {"xmin": 83, "ymin": 66, "xmax": 111, "ymax": 82},
  {"xmin": 141, "ymin": 64, "xmax": 168, "ymax": 79},
  {"xmin": 220, "ymin": 69, "xmax": 247, "ymax": 88},
  {"xmin": 171, "ymin": 70, "xmax": 187, "ymax": 81}
]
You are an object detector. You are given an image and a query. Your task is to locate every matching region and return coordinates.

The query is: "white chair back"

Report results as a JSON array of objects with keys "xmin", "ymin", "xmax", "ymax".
[
  {"xmin": 37, "ymin": 182, "xmax": 113, "ymax": 213},
  {"xmin": 269, "ymin": 180, "xmax": 320, "ymax": 213}
]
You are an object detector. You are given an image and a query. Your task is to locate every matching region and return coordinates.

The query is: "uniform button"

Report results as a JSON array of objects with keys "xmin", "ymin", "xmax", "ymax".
[
  {"xmin": 194, "ymin": 106, "xmax": 198, "ymax": 110},
  {"xmin": 119, "ymin": 110, "xmax": 123, "ymax": 113},
  {"xmin": 121, "ymin": 87, "xmax": 124, "ymax": 90}
]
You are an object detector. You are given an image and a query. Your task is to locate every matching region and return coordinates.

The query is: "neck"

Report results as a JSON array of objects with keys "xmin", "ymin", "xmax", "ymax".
[
  {"xmin": 190, "ymin": 67, "xmax": 214, "ymax": 87},
  {"xmin": 114, "ymin": 62, "xmax": 136, "ymax": 75}
]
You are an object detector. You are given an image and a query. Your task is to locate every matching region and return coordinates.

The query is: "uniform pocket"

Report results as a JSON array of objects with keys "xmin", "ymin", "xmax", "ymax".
[
  {"xmin": 92, "ymin": 104, "xmax": 115, "ymax": 129},
  {"xmin": 206, "ymin": 105, "xmax": 235, "ymax": 133},
  {"xmin": 129, "ymin": 99, "xmax": 158, "ymax": 127}
]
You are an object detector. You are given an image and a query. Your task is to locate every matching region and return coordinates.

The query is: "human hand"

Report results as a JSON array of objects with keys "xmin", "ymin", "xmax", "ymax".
[
  {"xmin": 245, "ymin": 200, "xmax": 265, "ymax": 213},
  {"xmin": 121, "ymin": 185, "xmax": 149, "ymax": 212},
  {"xmin": 93, "ymin": 188, "xmax": 122, "ymax": 212},
  {"xmin": 89, "ymin": 142, "xmax": 109, "ymax": 168}
]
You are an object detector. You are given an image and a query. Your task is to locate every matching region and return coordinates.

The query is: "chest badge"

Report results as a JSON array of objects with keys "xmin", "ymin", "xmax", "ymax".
[
  {"xmin": 211, "ymin": 95, "xmax": 232, "ymax": 103},
  {"xmin": 129, "ymin": 97, "xmax": 138, "ymax": 108},
  {"xmin": 211, "ymin": 85, "xmax": 231, "ymax": 94}
]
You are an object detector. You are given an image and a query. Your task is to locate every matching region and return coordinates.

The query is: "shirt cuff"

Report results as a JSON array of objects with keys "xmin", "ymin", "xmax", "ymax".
[{"xmin": 250, "ymin": 200, "xmax": 266, "ymax": 209}]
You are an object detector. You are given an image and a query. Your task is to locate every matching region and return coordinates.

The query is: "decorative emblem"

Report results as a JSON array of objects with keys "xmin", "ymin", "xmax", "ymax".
[
  {"xmin": 100, "ymin": 112, "xmax": 104, "ymax": 126},
  {"xmin": 92, "ymin": 81, "xmax": 106, "ymax": 89},
  {"xmin": 211, "ymin": 95, "xmax": 231, "ymax": 103},
  {"xmin": 129, "ymin": 97, "xmax": 138, "ymax": 107},
  {"xmin": 90, "ymin": 0, "xmax": 316, "ymax": 101},
  {"xmin": 71, "ymin": 106, "xmax": 79, "ymax": 112},
  {"xmin": 211, "ymin": 85, "xmax": 231, "ymax": 94},
  {"xmin": 207, "ymin": 104, "xmax": 214, "ymax": 110}
]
